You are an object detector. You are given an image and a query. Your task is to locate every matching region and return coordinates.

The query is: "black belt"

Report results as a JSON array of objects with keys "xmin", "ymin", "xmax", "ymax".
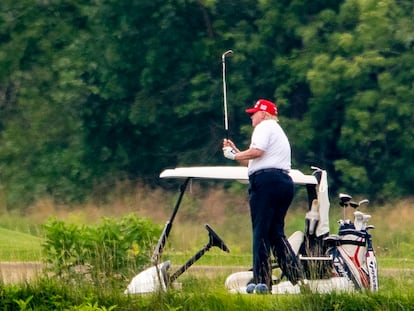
[{"xmin": 249, "ymin": 168, "xmax": 289, "ymax": 177}]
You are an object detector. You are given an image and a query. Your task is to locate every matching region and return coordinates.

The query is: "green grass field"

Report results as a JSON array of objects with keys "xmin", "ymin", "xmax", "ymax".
[{"xmin": 0, "ymin": 227, "xmax": 43, "ymax": 261}]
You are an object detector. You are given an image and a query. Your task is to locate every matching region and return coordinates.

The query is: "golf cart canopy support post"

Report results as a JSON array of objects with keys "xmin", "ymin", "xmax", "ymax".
[{"xmin": 151, "ymin": 177, "xmax": 191, "ymax": 265}]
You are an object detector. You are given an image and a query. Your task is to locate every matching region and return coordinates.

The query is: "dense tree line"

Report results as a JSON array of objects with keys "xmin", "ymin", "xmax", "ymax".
[{"xmin": 0, "ymin": 0, "xmax": 412, "ymax": 208}]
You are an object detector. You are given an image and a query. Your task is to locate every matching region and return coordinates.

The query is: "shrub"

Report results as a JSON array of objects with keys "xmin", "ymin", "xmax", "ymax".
[{"xmin": 41, "ymin": 214, "xmax": 161, "ymax": 285}]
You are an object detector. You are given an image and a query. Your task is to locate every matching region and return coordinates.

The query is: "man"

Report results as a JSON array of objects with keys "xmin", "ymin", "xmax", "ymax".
[{"xmin": 222, "ymin": 99, "xmax": 303, "ymax": 293}]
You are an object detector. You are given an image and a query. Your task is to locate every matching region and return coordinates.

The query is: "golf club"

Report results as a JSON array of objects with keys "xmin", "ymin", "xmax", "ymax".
[
  {"xmin": 358, "ymin": 199, "xmax": 369, "ymax": 207},
  {"xmin": 222, "ymin": 50, "xmax": 233, "ymax": 139},
  {"xmin": 339, "ymin": 193, "xmax": 352, "ymax": 221}
]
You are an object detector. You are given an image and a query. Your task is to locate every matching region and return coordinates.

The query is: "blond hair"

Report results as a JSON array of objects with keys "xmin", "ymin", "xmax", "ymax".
[{"xmin": 264, "ymin": 112, "xmax": 279, "ymax": 121}]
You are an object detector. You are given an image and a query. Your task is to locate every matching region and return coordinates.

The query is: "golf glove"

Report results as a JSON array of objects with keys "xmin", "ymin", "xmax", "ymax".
[{"xmin": 223, "ymin": 146, "xmax": 237, "ymax": 160}]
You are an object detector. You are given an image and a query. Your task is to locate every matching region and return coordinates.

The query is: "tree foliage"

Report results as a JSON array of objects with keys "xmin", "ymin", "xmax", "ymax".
[{"xmin": 0, "ymin": 0, "xmax": 412, "ymax": 207}]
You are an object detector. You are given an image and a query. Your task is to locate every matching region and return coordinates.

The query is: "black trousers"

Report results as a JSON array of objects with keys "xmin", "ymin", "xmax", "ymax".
[{"xmin": 249, "ymin": 170, "xmax": 303, "ymax": 287}]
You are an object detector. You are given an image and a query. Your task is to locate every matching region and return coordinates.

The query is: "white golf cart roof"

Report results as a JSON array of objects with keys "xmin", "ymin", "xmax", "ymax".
[{"xmin": 160, "ymin": 166, "xmax": 317, "ymax": 185}]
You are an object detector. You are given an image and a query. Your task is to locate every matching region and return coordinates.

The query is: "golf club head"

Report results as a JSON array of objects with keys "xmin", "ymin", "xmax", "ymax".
[
  {"xmin": 222, "ymin": 49, "xmax": 233, "ymax": 59},
  {"xmin": 359, "ymin": 199, "xmax": 369, "ymax": 207},
  {"xmin": 354, "ymin": 211, "xmax": 364, "ymax": 221},
  {"xmin": 349, "ymin": 201, "xmax": 359, "ymax": 209},
  {"xmin": 362, "ymin": 214, "xmax": 372, "ymax": 223},
  {"xmin": 310, "ymin": 166, "xmax": 323, "ymax": 171},
  {"xmin": 339, "ymin": 193, "xmax": 352, "ymax": 203},
  {"xmin": 205, "ymin": 224, "xmax": 230, "ymax": 253}
]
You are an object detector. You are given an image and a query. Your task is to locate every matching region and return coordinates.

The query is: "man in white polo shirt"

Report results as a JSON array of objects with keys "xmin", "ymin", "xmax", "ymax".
[{"xmin": 223, "ymin": 99, "xmax": 303, "ymax": 293}]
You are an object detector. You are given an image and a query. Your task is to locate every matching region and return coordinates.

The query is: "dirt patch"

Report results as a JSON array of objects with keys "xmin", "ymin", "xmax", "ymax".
[
  {"xmin": 0, "ymin": 262, "xmax": 44, "ymax": 284},
  {"xmin": 0, "ymin": 262, "xmax": 243, "ymax": 284}
]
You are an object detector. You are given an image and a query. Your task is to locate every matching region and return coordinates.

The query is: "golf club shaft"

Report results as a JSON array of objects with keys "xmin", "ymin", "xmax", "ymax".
[{"xmin": 222, "ymin": 50, "xmax": 233, "ymax": 139}]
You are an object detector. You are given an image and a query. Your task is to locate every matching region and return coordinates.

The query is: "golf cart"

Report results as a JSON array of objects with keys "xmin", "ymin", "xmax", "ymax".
[{"xmin": 124, "ymin": 166, "xmax": 377, "ymax": 294}]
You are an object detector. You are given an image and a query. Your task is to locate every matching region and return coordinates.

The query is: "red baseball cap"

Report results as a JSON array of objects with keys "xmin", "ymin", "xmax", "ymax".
[{"xmin": 245, "ymin": 99, "xmax": 278, "ymax": 116}]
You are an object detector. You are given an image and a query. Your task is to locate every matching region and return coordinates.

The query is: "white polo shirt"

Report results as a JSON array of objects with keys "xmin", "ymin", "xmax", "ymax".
[{"xmin": 247, "ymin": 119, "xmax": 291, "ymax": 176}]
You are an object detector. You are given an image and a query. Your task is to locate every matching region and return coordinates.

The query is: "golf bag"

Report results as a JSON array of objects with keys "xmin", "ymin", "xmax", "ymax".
[{"xmin": 325, "ymin": 210, "xmax": 378, "ymax": 291}]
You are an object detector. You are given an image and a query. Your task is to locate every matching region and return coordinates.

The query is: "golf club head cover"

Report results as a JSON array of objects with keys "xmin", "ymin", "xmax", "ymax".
[{"xmin": 223, "ymin": 146, "xmax": 237, "ymax": 160}]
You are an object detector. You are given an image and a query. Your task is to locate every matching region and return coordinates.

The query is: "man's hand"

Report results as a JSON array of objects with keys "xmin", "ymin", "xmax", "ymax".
[
  {"xmin": 223, "ymin": 138, "xmax": 238, "ymax": 150},
  {"xmin": 223, "ymin": 146, "xmax": 237, "ymax": 160}
]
